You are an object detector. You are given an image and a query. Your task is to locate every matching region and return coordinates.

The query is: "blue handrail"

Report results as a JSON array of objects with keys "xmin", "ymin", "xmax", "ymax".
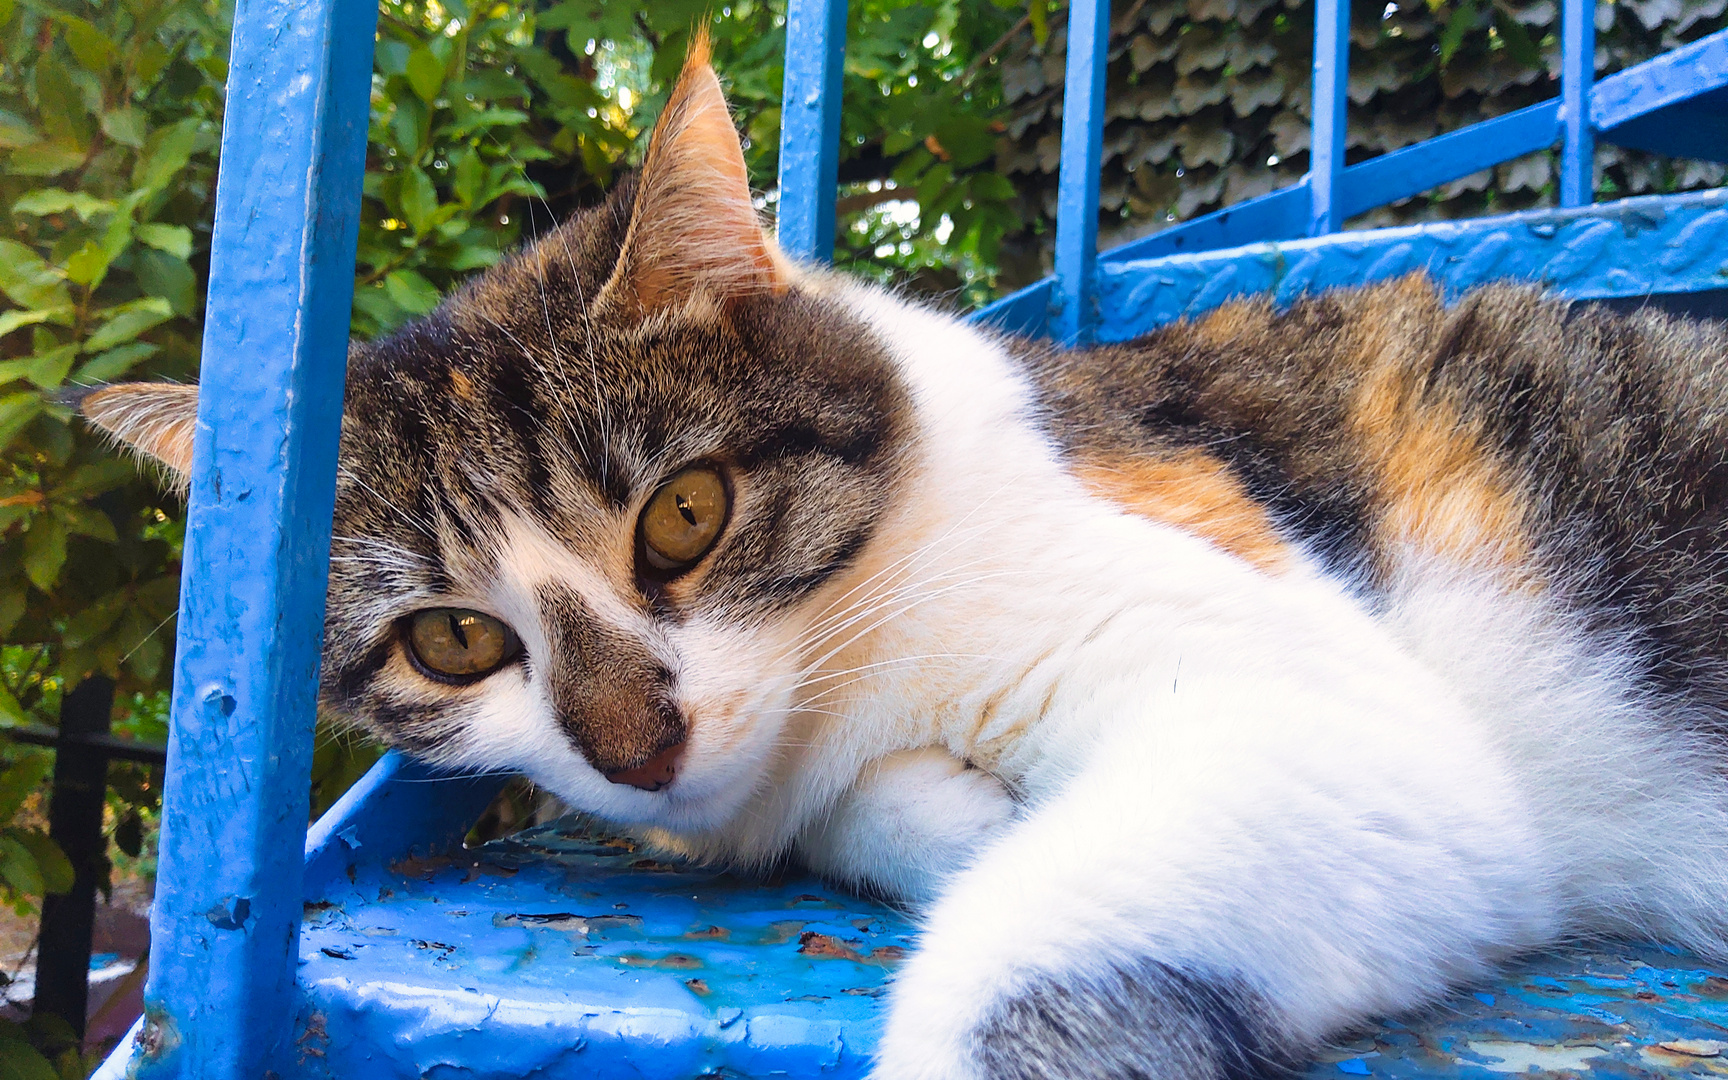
[
  {"xmin": 1308, "ymin": 0, "xmax": 1352, "ymax": 235},
  {"xmin": 132, "ymin": 0, "xmax": 377, "ymax": 1075},
  {"xmin": 1560, "ymin": 0, "xmax": 1596, "ymax": 206},
  {"xmin": 776, "ymin": 0, "xmax": 848, "ymax": 262},
  {"xmin": 1051, "ymin": 0, "xmax": 1110, "ymax": 344}
]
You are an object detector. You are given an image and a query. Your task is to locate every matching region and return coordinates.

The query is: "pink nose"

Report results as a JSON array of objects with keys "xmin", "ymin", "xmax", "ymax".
[{"xmin": 605, "ymin": 743, "xmax": 685, "ymax": 791}]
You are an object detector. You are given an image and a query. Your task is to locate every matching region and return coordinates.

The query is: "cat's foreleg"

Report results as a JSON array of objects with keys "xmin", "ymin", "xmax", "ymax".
[
  {"xmin": 871, "ymin": 692, "xmax": 1556, "ymax": 1080},
  {"xmin": 796, "ymin": 747, "xmax": 1016, "ymax": 904}
]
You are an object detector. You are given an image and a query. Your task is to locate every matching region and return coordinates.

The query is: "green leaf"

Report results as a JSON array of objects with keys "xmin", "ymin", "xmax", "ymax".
[
  {"xmin": 100, "ymin": 106, "xmax": 147, "ymax": 148},
  {"xmin": 57, "ymin": 15, "xmax": 118, "ymax": 73},
  {"xmin": 0, "ymin": 585, "xmax": 24, "ymax": 638},
  {"xmin": 12, "ymin": 188, "xmax": 114, "ymax": 220},
  {"xmin": 22, "ymin": 514, "xmax": 66, "ymax": 590},
  {"xmin": 84, "ymin": 298, "xmax": 172, "ymax": 352},
  {"xmin": 65, "ymin": 240, "xmax": 115, "ymax": 287},
  {"xmin": 34, "ymin": 55, "xmax": 90, "ymax": 147},
  {"xmin": 406, "ymin": 46, "xmax": 445, "ymax": 103},
  {"xmin": 1439, "ymin": 0, "xmax": 1479, "ymax": 66},
  {"xmin": 54, "ymin": 503, "xmax": 117, "ymax": 542},
  {"xmin": 1492, "ymin": 3, "xmax": 1543, "ymax": 69},
  {"xmin": 133, "ymin": 247, "xmax": 197, "ymax": 314},
  {"xmin": 1028, "ymin": 0, "xmax": 1049, "ymax": 46},
  {"xmin": 26, "ymin": 345, "xmax": 75, "ymax": 391},
  {"xmin": 0, "ymin": 758, "xmax": 51, "ymax": 819},
  {"xmin": 447, "ymin": 108, "xmax": 531, "ymax": 139},
  {"xmin": 48, "ymin": 460, "xmax": 137, "ymax": 501},
  {"xmin": 11, "ymin": 832, "xmax": 72, "ymax": 895},
  {"xmin": 126, "ymin": 624, "xmax": 166, "ymax": 682},
  {"xmin": 3, "ymin": 143, "xmax": 85, "ymax": 177},
  {"xmin": 451, "ymin": 149, "xmax": 485, "ymax": 207},
  {"xmin": 0, "ymin": 108, "xmax": 36, "ymax": 150},
  {"xmin": 0, "ymin": 392, "xmax": 44, "ymax": 453},
  {"xmin": 399, "ymin": 166, "xmax": 439, "ymax": 234},
  {"xmin": 445, "ymin": 245, "xmax": 502, "ymax": 271},
  {"xmin": 383, "ymin": 269, "xmax": 441, "ymax": 315},
  {"xmin": 0, "ymin": 241, "xmax": 71, "ymax": 310},
  {"xmin": 136, "ymin": 222, "xmax": 193, "ymax": 259},
  {"xmin": 0, "ymin": 1028, "xmax": 60, "ymax": 1080},
  {"xmin": 0, "ymin": 308, "xmax": 72, "ymax": 341},
  {"xmin": 74, "ymin": 341, "xmax": 159, "ymax": 383},
  {"xmin": 133, "ymin": 117, "xmax": 201, "ymax": 192},
  {"xmin": 0, "ymin": 833, "xmax": 45, "ymax": 898},
  {"xmin": 62, "ymin": 588, "xmax": 127, "ymax": 648}
]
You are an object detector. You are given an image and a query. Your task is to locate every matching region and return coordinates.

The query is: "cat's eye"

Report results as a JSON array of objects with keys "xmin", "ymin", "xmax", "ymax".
[
  {"xmin": 640, "ymin": 465, "xmax": 730, "ymax": 574},
  {"xmin": 406, "ymin": 608, "xmax": 520, "ymax": 681}
]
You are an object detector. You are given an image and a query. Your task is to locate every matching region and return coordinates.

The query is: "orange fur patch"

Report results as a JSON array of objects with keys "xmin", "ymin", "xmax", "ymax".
[
  {"xmin": 1075, "ymin": 452, "xmax": 1292, "ymax": 574},
  {"xmin": 1347, "ymin": 278, "xmax": 1536, "ymax": 578}
]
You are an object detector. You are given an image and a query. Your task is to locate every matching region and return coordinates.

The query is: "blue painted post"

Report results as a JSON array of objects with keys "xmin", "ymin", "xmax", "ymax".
[
  {"xmin": 1561, "ymin": 0, "xmax": 1597, "ymax": 205},
  {"xmin": 1310, "ymin": 0, "xmax": 1351, "ymax": 234},
  {"xmin": 1052, "ymin": 0, "xmax": 1111, "ymax": 345},
  {"xmin": 778, "ymin": 0, "xmax": 847, "ymax": 262},
  {"xmin": 136, "ymin": 0, "xmax": 375, "ymax": 1076}
]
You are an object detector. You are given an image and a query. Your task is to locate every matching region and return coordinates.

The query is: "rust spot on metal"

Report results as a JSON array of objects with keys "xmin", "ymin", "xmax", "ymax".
[
  {"xmin": 685, "ymin": 924, "xmax": 730, "ymax": 940},
  {"xmin": 797, "ymin": 931, "xmax": 905, "ymax": 966},
  {"xmin": 619, "ymin": 952, "xmax": 702, "ymax": 970},
  {"xmin": 685, "ymin": 978, "xmax": 711, "ymax": 996}
]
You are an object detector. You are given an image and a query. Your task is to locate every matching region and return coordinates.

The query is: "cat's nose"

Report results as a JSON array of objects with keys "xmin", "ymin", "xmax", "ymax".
[{"xmin": 605, "ymin": 742, "xmax": 686, "ymax": 791}]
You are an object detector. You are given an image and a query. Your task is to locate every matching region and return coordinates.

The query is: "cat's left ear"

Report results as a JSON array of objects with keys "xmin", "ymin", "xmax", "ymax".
[
  {"xmin": 597, "ymin": 29, "xmax": 791, "ymax": 321},
  {"xmin": 77, "ymin": 382, "xmax": 199, "ymax": 491}
]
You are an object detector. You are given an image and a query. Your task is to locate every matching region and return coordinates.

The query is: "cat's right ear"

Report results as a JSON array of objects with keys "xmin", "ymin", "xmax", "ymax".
[
  {"xmin": 595, "ymin": 29, "xmax": 791, "ymax": 322},
  {"xmin": 77, "ymin": 382, "xmax": 199, "ymax": 489}
]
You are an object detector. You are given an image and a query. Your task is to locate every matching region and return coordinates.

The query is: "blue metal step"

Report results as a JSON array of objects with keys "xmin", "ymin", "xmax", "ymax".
[{"xmin": 277, "ymin": 817, "xmax": 1728, "ymax": 1079}]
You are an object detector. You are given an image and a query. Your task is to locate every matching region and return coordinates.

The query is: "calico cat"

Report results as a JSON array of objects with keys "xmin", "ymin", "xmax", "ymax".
[{"xmin": 81, "ymin": 32, "xmax": 1728, "ymax": 1080}]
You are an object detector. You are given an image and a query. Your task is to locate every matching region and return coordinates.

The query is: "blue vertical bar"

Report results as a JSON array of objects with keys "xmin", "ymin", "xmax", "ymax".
[
  {"xmin": 137, "ymin": 0, "xmax": 375, "ymax": 1076},
  {"xmin": 777, "ymin": 0, "xmax": 847, "ymax": 262},
  {"xmin": 1561, "ymin": 0, "xmax": 1596, "ymax": 206},
  {"xmin": 1052, "ymin": 0, "xmax": 1111, "ymax": 345},
  {"xmin": 1309, "ymin": 0, "xmax": 1351, "ymax": 234}
]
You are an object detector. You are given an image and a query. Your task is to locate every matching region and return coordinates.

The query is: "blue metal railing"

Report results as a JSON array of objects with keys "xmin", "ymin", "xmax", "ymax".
[{"xmin": 99, "ymin": 0, "xmax": 1728, "ymax": 1075}]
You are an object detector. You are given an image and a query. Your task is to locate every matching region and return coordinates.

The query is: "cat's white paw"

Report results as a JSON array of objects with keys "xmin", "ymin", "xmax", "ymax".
[{"xmin": 797, "ymin": 747, "xmax": 1015, "ymax": 904}]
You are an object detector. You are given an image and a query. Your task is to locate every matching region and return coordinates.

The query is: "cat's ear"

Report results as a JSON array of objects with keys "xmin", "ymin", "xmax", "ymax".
[
  {"xmin": 77, "ymin": 382, "xmax": 199, "ymax": 489},
  {"xmin": 596, "ymin": 29, "xmax": 790, "ymax": 321}
]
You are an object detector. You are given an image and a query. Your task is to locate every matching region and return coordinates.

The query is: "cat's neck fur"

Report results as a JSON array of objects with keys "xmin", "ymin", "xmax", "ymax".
[{"xmin": 649, "ymin": 276, "xmax": 1485, "ymax": 870}]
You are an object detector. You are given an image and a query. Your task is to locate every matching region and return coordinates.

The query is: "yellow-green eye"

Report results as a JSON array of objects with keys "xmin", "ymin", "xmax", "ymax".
[
  {"xmin": 640, "ymin": 465, "xmax": 729, "ymax": 573},
  {"xmin": 406, "ymin": 608, "xmax": 518, "ymax": 680}
]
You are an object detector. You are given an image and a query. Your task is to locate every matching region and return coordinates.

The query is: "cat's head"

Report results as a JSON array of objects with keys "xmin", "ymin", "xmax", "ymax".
[{"xmin": 80, "ymin": 35, "xmax": 917, "ymax": 831}]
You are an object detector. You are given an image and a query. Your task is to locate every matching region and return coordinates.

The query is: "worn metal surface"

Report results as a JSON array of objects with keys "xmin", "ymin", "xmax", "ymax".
[
  {"xmin": 1302, "ymin": 947, "xmax": 1728, "ymax": 1078},
  {"xmin": 275, "ymin": 820, "xmax": 1728, "ymax": 1078},
  {"xmin": 1097, "ymin": 188, "xmax": 1728, "ymax": 342},
  {"xmin": 287, "ymin": 820, "xmax": 910, "ymax": 1078},
  {"xmin": 776, "ymin": 0, "xmax": 847, "ymax": 262},
  {"xmin": 128, "ymin": 0, "xmax": 378, "ymax": 1076},
  {"xmin": 303, "ymin": 752, "xmax": 505, "ymax": 899},
  {"xmin": 1050, "ymin": 0, "xmax": 1110, "ymax": 344}
]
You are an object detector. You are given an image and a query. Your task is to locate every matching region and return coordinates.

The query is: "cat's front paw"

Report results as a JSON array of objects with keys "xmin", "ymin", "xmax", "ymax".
[
  {"xmin": 874, "ymin": 957, "xmax": 1292, "ymax": 1080},
  {"xmin": 798, "ymin": 747, "xmax": 1015, "ymax": 904}
]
